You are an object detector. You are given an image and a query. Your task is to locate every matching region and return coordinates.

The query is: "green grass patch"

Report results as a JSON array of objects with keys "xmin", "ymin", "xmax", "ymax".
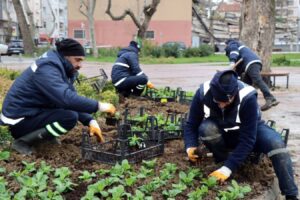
[{"xmin": 86, "ymin": 53, "xmax": 300, "ymax": 66}]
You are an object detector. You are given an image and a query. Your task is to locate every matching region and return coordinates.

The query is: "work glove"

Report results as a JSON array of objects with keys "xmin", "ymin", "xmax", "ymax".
[
  {"xmin": 209, "ymin": 166, "xmax": 232, "ymax": 182},
  {"xmin": 98, "ymin": 102, "xmax": 116, "ymax": 115},
  {"xmin": 147, "ymin": 81, "xmax": 155, "ymax": 89},
  {"xmin": 89, "ymin": 119, "xmax": 104, "ymax": 143},
  {"xmin": 186, "ymin": 147, "xmax": 199, "ymax": 162}
]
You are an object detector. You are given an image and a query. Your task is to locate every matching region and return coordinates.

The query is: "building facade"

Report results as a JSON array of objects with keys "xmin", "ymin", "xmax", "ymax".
[
  {"xmin": 0, "ymin": 0, "xmax": 18, "ymax": 43},
  {"xmin": 67, "ymin": 0, "xmax": 192, "ymax": 47}
]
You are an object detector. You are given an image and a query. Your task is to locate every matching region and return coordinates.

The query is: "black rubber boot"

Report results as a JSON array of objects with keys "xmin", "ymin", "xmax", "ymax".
[
  {"xmin": 286, "ymin": 195, "xmax": 299, "ymax": 200},
  {"xmin": 261, "ymin": 98, "xmax": 280, "ymax": 111},
  {"xmin": 11, "ymin": 128, "xmax": 51, "ymax": 155}
]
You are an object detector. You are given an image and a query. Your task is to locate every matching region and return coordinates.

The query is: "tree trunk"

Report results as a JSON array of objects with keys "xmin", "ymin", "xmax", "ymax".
[
  {"xmin": 79, "ymin": 0, "xmax": 98, "ymax": 58},
  {"xmin": 88, "ymin": 0, "xmax": 98, "ymax": 58},
  {"xmin": 12, "ymin": 0, "xmax": 35, "ymax": 55},
  {"xmin": 240, "ymin": 0, "xmax": 275, "ymax": 72}
]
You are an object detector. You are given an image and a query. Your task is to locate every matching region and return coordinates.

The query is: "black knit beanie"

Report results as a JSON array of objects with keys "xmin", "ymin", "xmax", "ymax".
[
  {"xmin": 55, "ymin": 38, "xmax": 85, "ymax": 56},
  {"xmin": 210, "ymin": 70, "xmax": 239, "ymax": 102}
]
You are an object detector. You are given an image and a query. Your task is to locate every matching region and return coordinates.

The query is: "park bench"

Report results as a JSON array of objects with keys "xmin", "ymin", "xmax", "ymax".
[{"xmin": 260, "ymin": 71, "xmax": 289, "ymax": 89}]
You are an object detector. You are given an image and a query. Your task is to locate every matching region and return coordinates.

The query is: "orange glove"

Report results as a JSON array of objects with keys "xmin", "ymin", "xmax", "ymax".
[
  {"xmin": 186, "ymin": 147, "xmax": 199, "ymax": 162},
  {"xmin": 209, "ymin": 166, "xmax": 232, "ymax": 182},
  {"xmin": 147, "ymin": 81, "xmax": 155, "ymax": 89},
  {"xmin": 89, "ymin": 120, "xmax": 104, "ymax": 143},
  {"xmin": 98, "ymin": 102, "xmax": 116, "ymax": 115}
]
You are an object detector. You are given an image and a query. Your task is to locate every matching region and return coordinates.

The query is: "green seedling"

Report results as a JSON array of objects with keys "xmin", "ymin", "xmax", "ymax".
[
  {"xmin": 187, "ymin": 185, "xmax": 208, "ymax": 200},
  {"xmin": 201, "ymin": 176, "xmax": 217, "ymax": 188},
  {"xmin": 128, "ymin": 134, "xmax": 143, "ymax": 147},
  {"xmin": 0, "ymin": 150, "xmax": 10, "ymax": 161},
  {"xmin": 216, "ymin": 180, "xmax": 251, "ymax": 200},
  {"xmin": 79, "ymin": 170, "xmax": 96, "ymax": 182},
  {"xmin": 142, "ymin": 158, "xmax": 157, "ymax": 169}
]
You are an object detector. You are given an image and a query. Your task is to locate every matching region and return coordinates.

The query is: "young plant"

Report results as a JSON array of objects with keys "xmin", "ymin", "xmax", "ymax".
[
  {"xmin": 216, "ymin": 180, "xmax": 251, "ymax": 200},
  {"xmin": 0, "ymin": 176, "xmax": 11, "ymax": 200},
  {"xmin": 132, "ymin": 189, "xmax": 153, "ymax": 200},
  {"xmin": 142, "ymin": 158, "xmax": 157, "ymax": 169},
  {"xmin": 53, "ymin": 167, "xmax": 76, "ymax": 193},
  {"xmin": 201, "ymin": 176, "xmax": 217, "ymax": 188},
  {"xmin": 187, "ymin": 185, "xmax": 208, "ymax": 200},
  {"xmin": 108, "ymin": 185, "xmax": 131, "ymax": 200},
  {"xmin": 79, "ymin": 170, "xmax": 96, "ymax": 182},
  {"xmin": 128, "ymin": 134, "xmax": 143, "ymax": 147},
  {"xmin": 163, "ymin": 183, "xmax": 187, "ymax": 199},
  {"xmin": 0, "ymin": 150, "xmax": 10, "ymax": 161}
]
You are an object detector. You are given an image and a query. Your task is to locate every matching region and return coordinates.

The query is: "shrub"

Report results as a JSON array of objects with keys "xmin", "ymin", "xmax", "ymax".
[
  {"xmin": 198, "ymin": 44, "xmax": 214, "ymax": 57},
  {"xmin": 162, "ymin": 44, "xmax": 181, "ymax": 58}
]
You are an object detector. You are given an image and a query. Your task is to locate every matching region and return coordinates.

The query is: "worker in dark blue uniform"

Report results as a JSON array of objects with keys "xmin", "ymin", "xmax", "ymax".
[
  {"xmin": 0, "ymin": 38, "xmax": 116, "ymax": 155},
  {"xmin": 111, "ymin": 41, "xmax": 154, "ymax": 97},
  {"xmin": 184, "ymin": 70, "xmax": 298, "ymax": 200},
  {"xmin": 225, "ymin": 39, "xmax": 279, "ymax": 111}
]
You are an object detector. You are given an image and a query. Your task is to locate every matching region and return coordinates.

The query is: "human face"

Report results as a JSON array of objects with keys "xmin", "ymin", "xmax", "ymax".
[
  {"xmin": 213, "ymin": 95, "xmax": 235, "ymax": 109},
  {"xmin": 65, "ymin": 56, "xmax": 85, "ymax": 72}
]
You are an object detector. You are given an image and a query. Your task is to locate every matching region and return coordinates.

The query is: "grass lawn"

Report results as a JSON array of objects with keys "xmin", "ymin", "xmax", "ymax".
[{"xmin": 86, "ymin": 53, "xmax": 300, "ymax": 66}]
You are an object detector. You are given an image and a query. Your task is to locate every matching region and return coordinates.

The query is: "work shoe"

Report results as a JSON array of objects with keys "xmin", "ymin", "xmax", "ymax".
[
  {"xmin": 12, "ymin": 140, "xmax": 33, "ymax": 155},
  {"xmin": 261, "ymin": 98, "xmax": 280, "ymax": 111},
  {"xmin": 286, "ymin": 195, "xmax": 299, "ymax": 200}
]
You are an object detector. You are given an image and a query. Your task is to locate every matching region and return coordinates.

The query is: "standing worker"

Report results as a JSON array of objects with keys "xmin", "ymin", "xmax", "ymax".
[
  {"xmin": 225, "ymin": 39, "xmax": 279, "ymax": 111},
  {"xmin": 184, "ymin": 70, "xmax": 298, "ymax": 200},
  {"xmin": 0, "ymin": 38, "xmax": 116, "ymax": 155},
  {"xmin": 111, "ymin": 41, "xmax": 155, "ymax": 97}
]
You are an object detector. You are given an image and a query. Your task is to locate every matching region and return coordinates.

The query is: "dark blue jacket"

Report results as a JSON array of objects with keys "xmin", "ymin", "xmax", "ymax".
[
  {"xmin": 1, "ymin": 50, "xmax": 98, "ymax": 126},
  {"xmin": 111, "ymin": 46, "xmax": 148, "ymax": 84},
  {"xmin": 225, "ymin": 40, "xmax": 262, "ymax": 76},
  {"xmin": 184, "ymin": 81, "xmax": 263, "ymax": 171}
]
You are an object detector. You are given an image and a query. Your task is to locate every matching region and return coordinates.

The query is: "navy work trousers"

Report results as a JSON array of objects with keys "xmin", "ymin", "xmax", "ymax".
[
  {"xmin": 9, "ymin": 109, "xmax": 78, "ymax": 139},
  {"xmin": 198, "ymin": 119, "xmax": 298, "ymax": 196},
  {"xmin": 115, "ymin": 76, "xmax": 147, "ymax": 97}
]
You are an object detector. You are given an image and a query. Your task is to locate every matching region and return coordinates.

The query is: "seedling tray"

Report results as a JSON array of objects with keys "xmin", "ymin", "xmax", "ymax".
[
  {"xmin": 81, "ymin": 125, "xmax": 164, "ymax": 164},
  {"xmin": 77, "ymin": 68, "xmax": 108, "ymax": 92}
]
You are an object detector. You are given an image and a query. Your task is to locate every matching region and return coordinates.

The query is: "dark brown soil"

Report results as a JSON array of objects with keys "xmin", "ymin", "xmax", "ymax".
[{"xmin": 0, "ymin": 95, "xmax": 275, "ymax": 199}]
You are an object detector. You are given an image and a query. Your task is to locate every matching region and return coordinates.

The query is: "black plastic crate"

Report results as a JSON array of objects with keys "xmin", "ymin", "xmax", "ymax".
[
  {"xmin": 81, "ymin": 124, "xmax": 164, "ymax": 164},
  {"xmin": 161, "ymin": 113, "xmax": 186, "ymax": 140},
  {"xmin": 77, "ymin": 68, "xmax": 108, "ymax": 92},
  {"xmin": 178, "ymin": 90, "xmax": 193, "ymax": 104},
  {"xmin": 144, "ymin": 87, "xmax": 177, "ymax": 102},
  {"xmin": 266, "ymin": 120, "xmax": 289, "ymax": 146}
]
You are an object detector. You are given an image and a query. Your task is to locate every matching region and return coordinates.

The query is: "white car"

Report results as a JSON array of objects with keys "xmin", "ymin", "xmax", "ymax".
[{"xmin": 0, "ymin": 44, "xmax": 8, "ymax": 55}]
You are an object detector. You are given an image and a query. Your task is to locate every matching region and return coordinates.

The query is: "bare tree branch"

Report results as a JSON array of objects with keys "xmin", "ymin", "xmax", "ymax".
[
  {"xmin": 106, "ymin": 0, "xmax": 160, "ymax": 38},
  {"xmin": 79, "ymin": 0, "xmax": 88, "ymax": 18}
]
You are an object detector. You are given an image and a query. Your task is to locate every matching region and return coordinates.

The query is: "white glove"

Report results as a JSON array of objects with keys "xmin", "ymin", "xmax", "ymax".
[{"xmin": 98, "ymin": 102, "xmax": 116, "ymax": 115}]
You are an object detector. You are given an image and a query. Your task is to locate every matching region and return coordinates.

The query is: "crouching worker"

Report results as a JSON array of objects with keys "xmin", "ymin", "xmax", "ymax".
[
  {"xmin": 111, "ymin": 40, "xmax": 155, "ymax": 97},
  {"xmin": 0, "ymin": 38, "xmax": 116, "ymax": 155},
  {"xmin": 184, "ymin": 70, "xmax": 298, "ymax": 200}
]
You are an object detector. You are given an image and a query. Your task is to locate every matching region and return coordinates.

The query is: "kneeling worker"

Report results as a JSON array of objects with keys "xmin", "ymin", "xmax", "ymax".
[
  {"xmin": 0, "ymin": 38, "xmax": 116, "ymax": 155},
  {"xmin": 184, "ymin": 70, "xmax": 298, "ymax": 200},
  {"xmin": 111, "ymin": 40, "xmax": 155, "ymax": 97}
]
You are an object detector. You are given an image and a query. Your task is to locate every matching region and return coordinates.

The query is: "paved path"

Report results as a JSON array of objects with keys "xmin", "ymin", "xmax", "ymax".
[{"xmin": 1, "ymin": 58, "xmax": 299, "ymax": 191}]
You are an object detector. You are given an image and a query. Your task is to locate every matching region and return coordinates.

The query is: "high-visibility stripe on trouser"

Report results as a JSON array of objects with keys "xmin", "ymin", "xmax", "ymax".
[
  {"xmin": 267, "ymin": 148, "xmax": 289, "ymax": 157},
  {"xmin": 46, "ymin": 122, "xmax": 68, "ymax": 137},
  {"xmin": 136, "ymin": 84, "xmax": 145, "ymax": 89}
]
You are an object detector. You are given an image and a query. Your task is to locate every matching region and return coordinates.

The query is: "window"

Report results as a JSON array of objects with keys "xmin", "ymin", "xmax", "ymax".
[
  {"xmin": 287, "ymin": 0, "xmax": 294, "ymax": 6},
  {"xmin": 43, "ymin": 21, "xmax": 46, "ymax": 28},
  {"xmin": 74, "ymin": 29, "xmax": 85, "ymax": 39},
  {"xmin": 145, "ymin": 31, "xmax": 154, "ymax": 39}
]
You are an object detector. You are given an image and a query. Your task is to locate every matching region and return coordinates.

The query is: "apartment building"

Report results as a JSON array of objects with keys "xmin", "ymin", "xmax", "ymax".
[
  {"xmin": 67, "ymin": 0, "xmax": 192, "ymax": 47},
  {"xmin": 0, "ymin": 0, "xmax": 18, "ymax": 43},
  {"xmin": 275, "ymin": 0, "xmax": 300, "ymax": 50}
]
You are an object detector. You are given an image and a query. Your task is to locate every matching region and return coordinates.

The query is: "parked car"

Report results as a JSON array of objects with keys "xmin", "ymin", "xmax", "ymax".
[
  {"xmin": 0, "ymin": 44, "xmax": 8, "ymax": 55},
  {"xmin": 7, "ymin": 39, "xmax": 24, "ymax": 55}
]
